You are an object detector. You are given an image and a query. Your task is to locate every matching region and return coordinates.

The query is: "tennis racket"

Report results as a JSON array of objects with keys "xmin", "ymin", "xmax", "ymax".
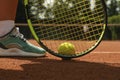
[{"xmin": 24, "ymin": 0, "xmax": 107, "ymax": 59}]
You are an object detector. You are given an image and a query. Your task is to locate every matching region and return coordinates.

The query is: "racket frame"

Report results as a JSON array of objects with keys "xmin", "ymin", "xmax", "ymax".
[{"xmin": 24, "ymin": 0, "xmax": 107, "ymax": 58}]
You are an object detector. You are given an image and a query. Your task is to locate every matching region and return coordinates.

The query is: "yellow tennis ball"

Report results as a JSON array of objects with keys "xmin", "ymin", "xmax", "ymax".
[{"xmin": 58, "ymin": 42, "xmax": 75, "ymax": 55}]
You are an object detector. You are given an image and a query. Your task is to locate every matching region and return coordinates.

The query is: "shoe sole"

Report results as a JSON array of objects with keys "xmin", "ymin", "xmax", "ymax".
[{"xmin": 0, "ymin": 48, "xmax": 46, "ymax": 57}]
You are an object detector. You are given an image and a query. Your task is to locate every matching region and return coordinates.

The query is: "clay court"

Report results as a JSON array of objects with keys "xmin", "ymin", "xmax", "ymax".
[{"xmin": 0, "ymin": 40, "xmax": 120, "ymax": 80}]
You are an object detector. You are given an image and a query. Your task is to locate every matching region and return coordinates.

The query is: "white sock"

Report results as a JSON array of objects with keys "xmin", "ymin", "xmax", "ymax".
[{"xmin": 0, "ymin": 20, "xmax": 15, "ymax": 37}]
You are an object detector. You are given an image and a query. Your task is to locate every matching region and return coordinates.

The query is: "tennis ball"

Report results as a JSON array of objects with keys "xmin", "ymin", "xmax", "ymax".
[{"xmin": 58, "ymin": 42, "xmax": 75, "ymax": 55}]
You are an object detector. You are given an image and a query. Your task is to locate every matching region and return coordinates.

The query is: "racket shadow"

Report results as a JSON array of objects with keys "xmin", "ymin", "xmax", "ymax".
[{"xmin": 0, "ymin": 57, "xmax": 119, "ymax": 80}]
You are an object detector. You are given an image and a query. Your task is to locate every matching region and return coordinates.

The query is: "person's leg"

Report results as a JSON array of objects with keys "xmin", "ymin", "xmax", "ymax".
[
  {"xmin": 0, "ymin": 0, "xmax": 46, "ymax": 56},
  {"xmin": 0, "ymin": 0, "xmax": 18, "ymax": 37},
  {"xmin": 0, "ymin": 0, "xmax": 18, "ymax": 20}
]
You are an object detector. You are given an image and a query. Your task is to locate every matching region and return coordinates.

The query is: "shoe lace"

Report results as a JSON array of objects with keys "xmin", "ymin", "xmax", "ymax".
[{"xmin": 11, "ymin": 27, "xmax": 26, "ymax": 41}]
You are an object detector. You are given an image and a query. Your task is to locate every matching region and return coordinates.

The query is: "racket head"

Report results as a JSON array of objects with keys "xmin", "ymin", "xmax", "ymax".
[{"xmin": 24, "ymin": 0, "xmax": 107, "ymax": 58}]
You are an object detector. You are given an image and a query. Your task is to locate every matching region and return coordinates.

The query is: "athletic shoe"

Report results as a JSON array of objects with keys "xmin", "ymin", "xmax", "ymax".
[{"xmin": 0, "ymin": 27, "xmax": 46, "ymax": 57}]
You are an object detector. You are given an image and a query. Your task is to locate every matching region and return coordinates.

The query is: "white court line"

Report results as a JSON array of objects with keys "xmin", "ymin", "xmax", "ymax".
[{"xmin": 92, "ymin": 51, "xmax": 120, "ymax": 54}]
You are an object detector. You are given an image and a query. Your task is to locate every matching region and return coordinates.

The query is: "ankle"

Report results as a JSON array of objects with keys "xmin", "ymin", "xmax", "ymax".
[
  {"xmin": 0, "ymin": 20, "xmax": 15, "ymax": 37},
  {"xmin": 0, "ymin": 27, "xmax": 15, "ymax": 38}
]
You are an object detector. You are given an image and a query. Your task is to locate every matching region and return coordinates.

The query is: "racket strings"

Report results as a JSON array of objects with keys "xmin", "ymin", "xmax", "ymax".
[
  {"xmin": 33, "ymin": 2, "xmax": 103, "ymax": 39},
  {"xmin": 30, "ymin": 0, "xmax": 91, "ymax": 24},
  {"xmin": 36, "ymin": 26, "xmax": 84, "ymax": 40},
  {"xmin": 28, "ymin": 0, "xmax": 105, "ymax": 55}
]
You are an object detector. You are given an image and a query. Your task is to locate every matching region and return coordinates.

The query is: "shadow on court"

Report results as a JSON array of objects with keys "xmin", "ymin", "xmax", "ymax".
[{"xmin": 0, "ymin": 57, "xmax": 119, "ymax": 80}]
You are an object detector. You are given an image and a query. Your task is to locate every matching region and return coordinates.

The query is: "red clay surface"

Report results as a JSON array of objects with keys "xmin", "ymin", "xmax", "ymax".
[{"xmin": 0, "ymin": 40, "xmax": 120, "ymax": 80}]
